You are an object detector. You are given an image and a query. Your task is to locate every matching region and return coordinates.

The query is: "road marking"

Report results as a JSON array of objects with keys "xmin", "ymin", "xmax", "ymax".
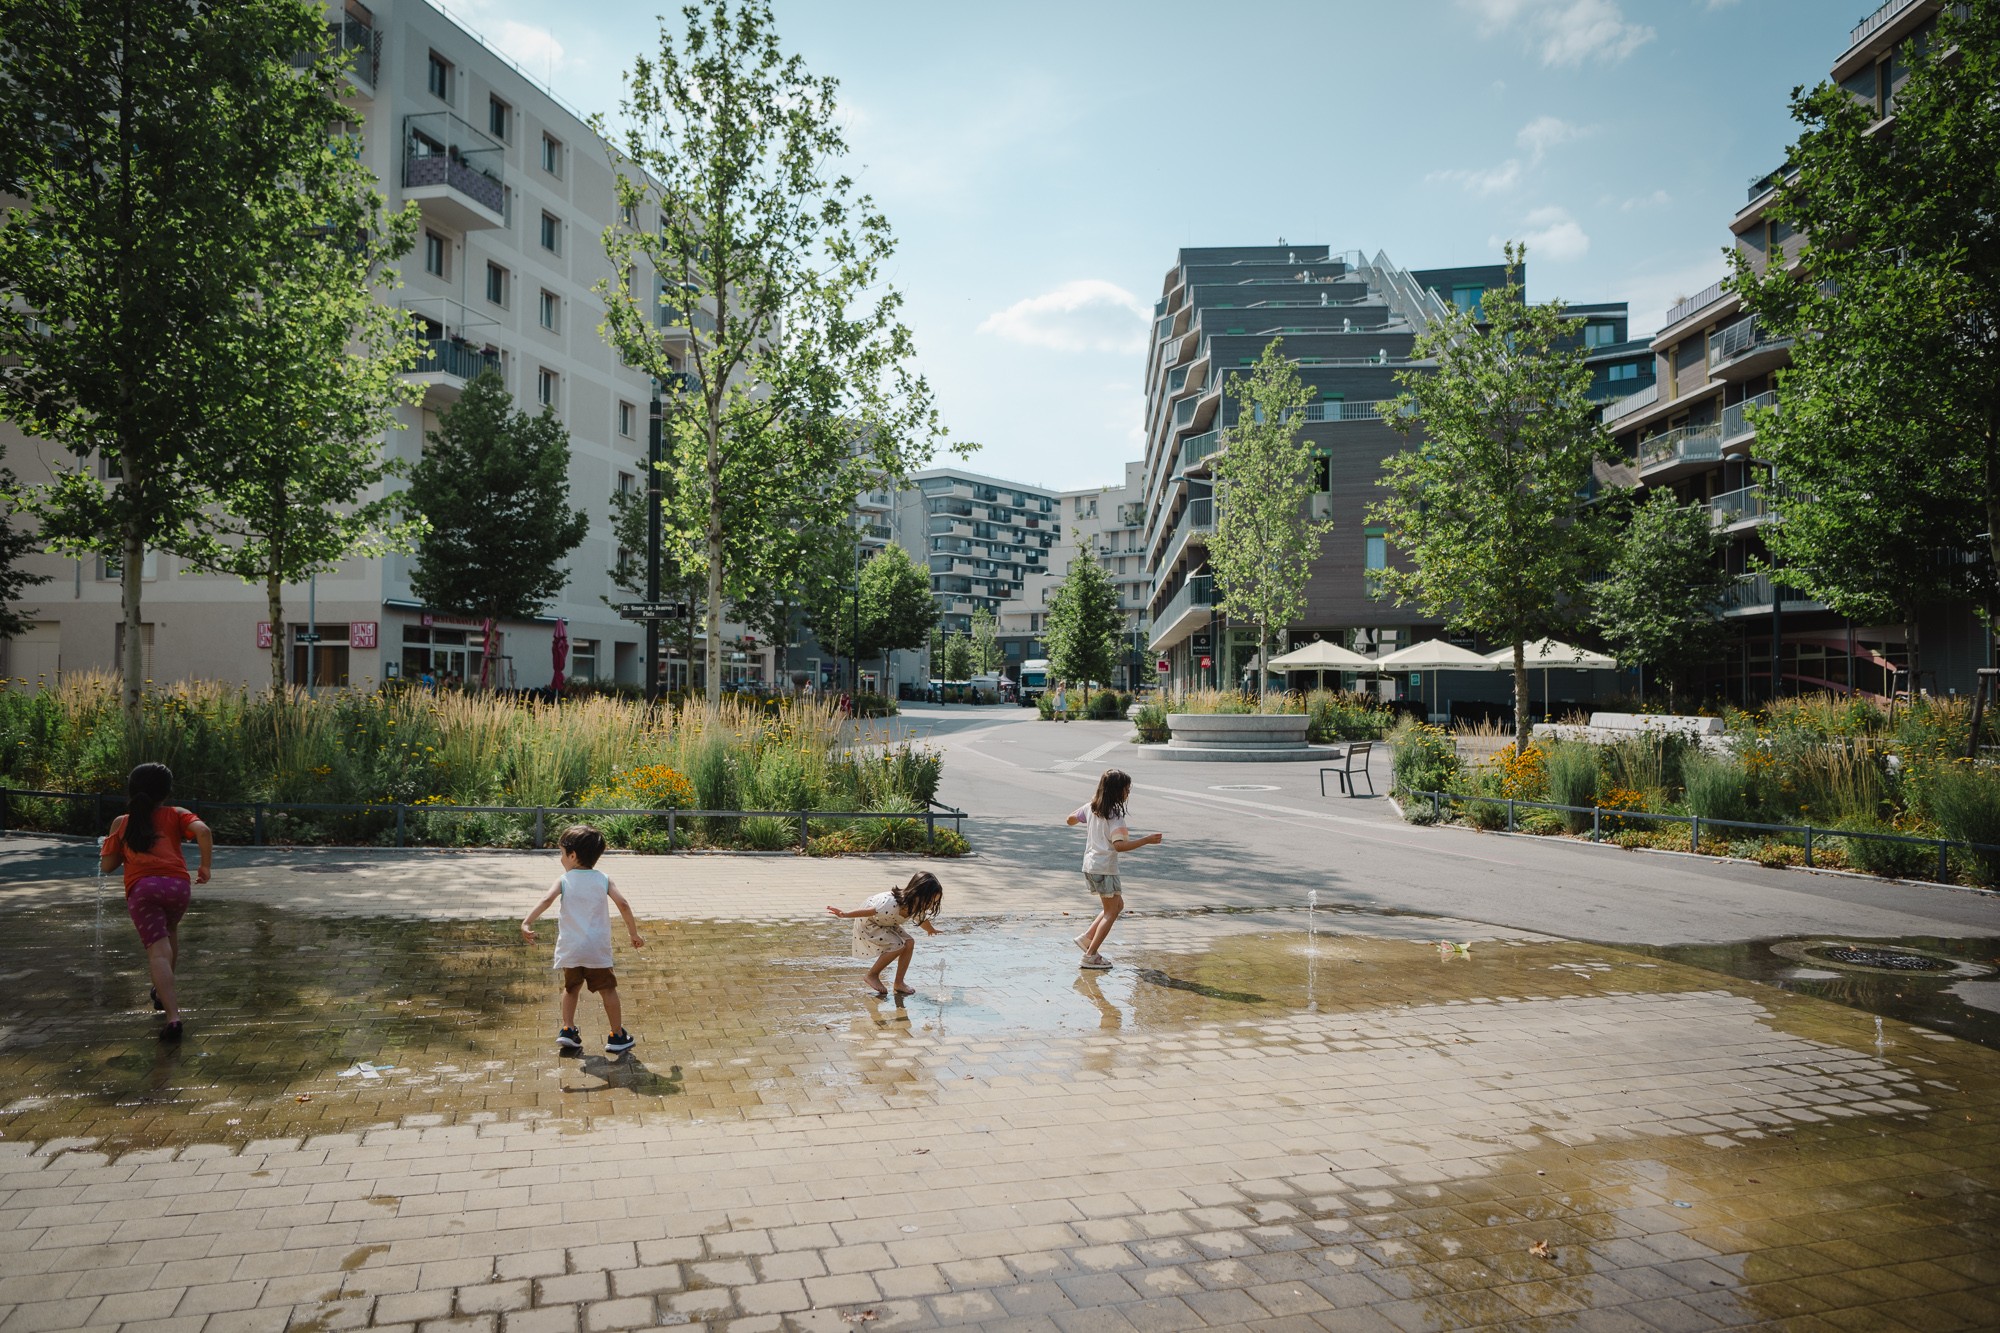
[{"xmin": 1050, "ymin": 738, "xmax": 1125, "ymax": 772}]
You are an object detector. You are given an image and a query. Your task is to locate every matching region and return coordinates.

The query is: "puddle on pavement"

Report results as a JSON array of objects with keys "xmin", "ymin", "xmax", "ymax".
[
  {"xmin": 0, "ymin": 899, "xmax": 1996, "ymax": 1163},
  {"xmin": 1628, "ymin": 935, "xmax": 2000, "ymax": 1050}
]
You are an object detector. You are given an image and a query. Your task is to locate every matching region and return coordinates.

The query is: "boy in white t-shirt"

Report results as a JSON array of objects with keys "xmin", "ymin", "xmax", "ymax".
[
  {"xmin": 1065, "ymin": 768, "xmax": 1164, "ymax": 970},
  {"xmin": 521, "ymin": 825, "xmax": 645, "ymax": 1054}
]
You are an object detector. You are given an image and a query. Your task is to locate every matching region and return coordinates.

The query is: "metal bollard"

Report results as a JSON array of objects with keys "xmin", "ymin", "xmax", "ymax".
[
  {"xmin": 1506, "ymin": 799, "xmax": 1515, "ymax": 831},
  {"xmin": 798, "ymin": 813, "xmax": 810, "ymax": 850},
  {"xmin": 1803, "ymin": 825, "xmax": 1813, "ymax": 868},
  {"xmin": 1691, "ymin": 815, "xmax": 1701, "ymax": 853},
  {"xmin": 925, "ymin": 809, "xmax": 935, "ymax": 851},
  {"xmin": 1938, "ymin": 839, "xmax": 1950, "ymax": 884},
  {"xmin": 1592, "ymin": 806, "xmax": 1601, "ymax": 842},
  {"xmin": 532, "ymin": 807, "xmax": 545, "ymax": 849},
  {"xmin": 667, "ymin": 809, "xmax": 676, "ymax": 853}
]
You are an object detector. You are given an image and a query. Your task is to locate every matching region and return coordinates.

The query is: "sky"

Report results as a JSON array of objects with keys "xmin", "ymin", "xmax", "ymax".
[{"xmin": 435, "ymin": 0, "xmax": 1845, "ymax": 490}]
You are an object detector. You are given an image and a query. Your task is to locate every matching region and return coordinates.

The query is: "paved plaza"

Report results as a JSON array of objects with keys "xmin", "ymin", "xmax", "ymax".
[{"xmin": 2, "ymin": 708, "xmax": 1998, "ymax": 1331}]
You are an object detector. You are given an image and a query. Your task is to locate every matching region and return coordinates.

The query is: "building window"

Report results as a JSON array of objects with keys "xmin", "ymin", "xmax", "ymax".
[
  {"xmin": 570, "ymin": 639, "xmax": 598, "ymax": 683},
  {"xmin": 1451, "ymin": 285, "xmax": 1484, "ymax": 316},
  {"xmin": 423, "ymin": 231, "xmax": 446, "ymax": 277},
  {"xmin": 541, "ymin": 134, "xmax": 563, "ymax": 176},
  {"xmin": 537, "ymin": 368, "xmax": 557, "ymax": 408},
  {"xmin": 618, "ymin": 402, "xmax": 636, "ymax": 437},
  {"xmin": 538, "ymin": 289, "xmax": 559, "ymax": 331},
  {"xmin": 1364, "ymin": 526, "xmax": 1387, "ymax": 599},
  {"xmin": 426, "ymin": 52, "xmax": 451, "ymax": 100},
  {"xmin": 1608, "ymin": 362, "xmax": 1641, "ymax": 383},
  {"xmin": 1583, "ymin": 322, "xmax": 1618, "ymax": 347},
  {"xmin": 485, "ymin": 262, "xmax": 507, "ymax": 306},
  {"xmin": 539, "ymin": 212, "xmax": 560, "ymax": 253},
  {"xmin": 488, "ymin": 95, "xmax": 510, "ymax": 140}
]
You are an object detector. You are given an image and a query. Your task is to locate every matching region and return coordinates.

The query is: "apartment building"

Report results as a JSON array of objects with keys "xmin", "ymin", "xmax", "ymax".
[
  {"xmin": 1602, "ymin": 0, "xmax": 1982, "ymax": 702},
  {"xmin": 1139, "ymin": 246, "xmax": 1502, "ymax": 694},
  {"xmin": 1, "ymin": 0, "xmax": 775, "ymax": 693},
  {"xmin": 998, "ymin": 461, "xmax": 1152, "ymax": 689}
]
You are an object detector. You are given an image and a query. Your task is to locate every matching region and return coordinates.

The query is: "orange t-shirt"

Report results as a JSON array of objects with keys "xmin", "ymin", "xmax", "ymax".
[{"xmin": 104, "ymin": 806, "xmax": 201, "ymax": 895}]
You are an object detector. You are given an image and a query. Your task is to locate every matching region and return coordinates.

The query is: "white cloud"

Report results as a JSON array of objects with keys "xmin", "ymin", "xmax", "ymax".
[
  {"xmin": 1619, "ymin": 188, "xmax": 1672, "ymax": 211},
  {"xmin": 1427, "ymin": 159, "xmax": 1523, "ymax": 195},
  {"xmin": 1463, "ymin": 0, "xmax": 1655, "ymax": 66},
  {"xmin": 1516, "ymin": 115, "xmax": 1587, "ymax": 163},
  {"xmin": 1615, "ymin": 258, "xmax": 1732, "ymax": 338},
  {"xmin": 978, "ymin": 280, "xmax": 1150, "ymax": 355},
  {"xmin": 1491, "ymin": 206, "xmax": 1591, "ymax": 261}
]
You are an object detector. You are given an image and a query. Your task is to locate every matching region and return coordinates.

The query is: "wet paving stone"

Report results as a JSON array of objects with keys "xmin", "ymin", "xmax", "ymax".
[{"xmin": 0, "ymin": 900, "xmax": 1996, "ymax": 1329}]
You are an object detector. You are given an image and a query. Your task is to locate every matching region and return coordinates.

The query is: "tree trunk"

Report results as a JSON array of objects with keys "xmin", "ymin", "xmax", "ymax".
[
  {"xmin": 266, "ymin": 570, "xmax": 286, "ymax": 696},
  {"xmin": 1513, "ymin": 639, "xmax": 1531, "ymax": 755},
  {"xmin": 704, "ymin": 415, "xmax": 724, "ymax": 707},
  {"xmin": 1257, "ymin": 626, "xmax": 1270, "ymax": 700},
  {"xmin": 480, "ymin": 617, "xmax": 495, "ymax": 689},
  {"xmin": 120, "ymin": 521, "xmax": 145, "ymax": 720}
]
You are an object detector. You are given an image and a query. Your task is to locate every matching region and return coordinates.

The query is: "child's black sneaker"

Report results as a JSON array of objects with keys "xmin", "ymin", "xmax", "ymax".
[
  {"xmin": 556, "ymin": 1026, "xmax": 583, "ymax": 1051},
  {"xmin": 605, "ymin": 1030, "xmax": 635, "ymax": 1054},
  {"xmin": 159, "ymin": 1021, "xmax": 183, "ymax": 1042}
]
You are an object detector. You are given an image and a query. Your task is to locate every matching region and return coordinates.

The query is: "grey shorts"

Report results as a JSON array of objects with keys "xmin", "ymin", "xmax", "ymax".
[{"xmin": 1084, "ymin": 873, "xmax": 1123, "ymax": 900}]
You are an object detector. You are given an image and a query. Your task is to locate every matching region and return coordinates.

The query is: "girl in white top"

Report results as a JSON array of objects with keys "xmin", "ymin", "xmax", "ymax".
[
  {"xmin": 1065, "ymin": 768, "xmax": 1164, "ymax": 970},
  {"xmin": 828, "ymin": 871, "xmax": 943, "ymax": 997}
]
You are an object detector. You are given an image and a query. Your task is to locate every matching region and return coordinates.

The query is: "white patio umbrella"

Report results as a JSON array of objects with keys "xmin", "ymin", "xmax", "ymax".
[
  {"xmin": 1374, "ymin": 639, "xmax": 1494, "ymax": 719},
  {"xmin": 1481, "ymin": 639, "xmax": 1617, "ymax": 722},
  {"xmin": 1266, "ymin": 639, "xmax": 1375, "ymax": 691}
]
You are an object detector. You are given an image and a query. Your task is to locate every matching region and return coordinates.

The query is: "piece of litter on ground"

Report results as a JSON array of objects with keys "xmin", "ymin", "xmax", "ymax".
[
  {"xmin": 1529, "ymin": 1239, "xmax": 1553, "ymax": 1260},
  {"xmin": 1672, "ymin": 1200, "xmax": 1693, "ymax": 1208},
  {"xmin": 840, "ymin": 1313, "xmax": 878, "ymax": 1325},
  {"xmin": 900, "ymin": 1225, "xmax": 918, "ymax": 1233},
  {"xmin": 337, "ymin": 1062, "xmax": 396, "ymax": 1081}
]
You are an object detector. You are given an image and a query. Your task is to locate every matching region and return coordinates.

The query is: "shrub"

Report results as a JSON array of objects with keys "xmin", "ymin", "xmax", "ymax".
[
  {"xmin": 1837, "ymin": 819, "xmax": 1939, "ymax": 880},
  {"xmin": 1085, "ymin": 690, "xmax": 1128, "ymax": 721},
  {"xmin": 1133, "ymin": 701, "xmax": 1170, "ymax": 744},
  {"xmin": 1489, "ymin": 745, "xmax": 1547, "ymax": 801},
  {"xmin": 1390, "ymin": 719, "xmax": 1459, "ymax": 803},
  {"xmin": 1682, "ymin": 750, "xmax": 1751, "ymax": 824},
  {"xmin": 1519, "ymin": 810, "xmax": 1566, "ymax": 836},
  {"xmin": 740, "ymin": 815, "xmax": 800, "ymax": 850},
  {"xmin": 1924, "ymin": 762, "xmax": 2000, "ymax": 885},
  {"xmin": 847, "ymin": 691, "xmax": 897, "ymax": 717},
  {"xmin": 1305, "ymin": 689, "xmax": 1392, "ymax": 742},
  {"xmin": 1544, "ymin": 742, "xmax": 1599, "ymax": 833}
]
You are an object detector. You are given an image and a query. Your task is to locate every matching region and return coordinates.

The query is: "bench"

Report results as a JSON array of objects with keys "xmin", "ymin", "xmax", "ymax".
[{"xmin": 1319, "ymin": 741, "xmax": 1375, "ymax": 797}]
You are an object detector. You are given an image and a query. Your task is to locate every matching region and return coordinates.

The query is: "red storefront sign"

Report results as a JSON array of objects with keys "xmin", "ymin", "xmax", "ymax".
[
  {"xmin": 256, "ymin": 622, "xmax": 272, "ymax": 649},
  {"xmin": 1156, "ymin": 658, "xmax": 1170, "ymax": 672},
  {"xmin": 1199, "ymin": 655, "xmax": 1212, "ymax": 670},
  {"xmin": 351, "ymin": 621, "xmax": 378, "ymax": 649}
]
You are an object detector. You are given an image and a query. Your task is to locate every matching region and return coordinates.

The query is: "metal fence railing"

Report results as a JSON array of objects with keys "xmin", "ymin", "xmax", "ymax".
[
  {"xmin": 1411, "ymin": 789, "xmax": 2000, "ymax": 886},
  {"xmin": 0, "ymin": 788, "xmax": 968, "ymax": 854}
]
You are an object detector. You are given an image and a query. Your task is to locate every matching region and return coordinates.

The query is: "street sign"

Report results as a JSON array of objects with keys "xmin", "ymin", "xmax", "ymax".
[
  {"xmin": 616, "ymin": 601, "xmax": 690, "ymax": 622},
  {"xmin": 294, "ymin": 631, "xmax": 321, "ymax": 644}
]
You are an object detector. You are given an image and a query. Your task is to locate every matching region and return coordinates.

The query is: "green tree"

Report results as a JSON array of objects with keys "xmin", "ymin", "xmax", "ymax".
[
  {"xmin": 1208, "ymin": 340, "xmax": 1334, "ymax": 697},
  {"xmin": 0, "ymin": 0, "xmax": 399, "ymax": 717},
  {"xmin": 1726, "ymin": 1, "xmax": 2000, "ymax": 654},
  {"xmin": 1594, "ymin": 491, "xmax": 1734, "ymax": 710},
  {"xmin": 183, "ymin": 192, "xmax": 424, "ymax": 693},
  {"xmin": 1369, "ymin": 246, "xmax": 1616, "ymax": 754},
  {"xmin": 861, "ymin": 543, "xmax": 938, "ymax": 684},
  {"xmin": 1044, "ymin": 534, "xmax": 1121, "ymax": 703},
  {"xmin": 607, "ymin": 485, "xmax": 706, "ymax": 689},
  {"xmin": 407, "ymin": 370, "xmax": 589, "ymax": 687},
  {"xmin": 940, "ymin": 631, "xmax": 973, "ymax": 685},
  {"xmin": 596, "ymin": 0, "xmax": 952, "ymax": 705},
  {"xmin": 969, "ymin": 607, "xmax": 1002, "ymax": 676},
  {"xmin": 0, "ymin": 460, "xmax": 51, "ymax": 643}
]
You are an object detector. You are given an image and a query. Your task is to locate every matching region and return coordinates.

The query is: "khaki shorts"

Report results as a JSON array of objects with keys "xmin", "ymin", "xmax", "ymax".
[
  {"xmin": 562, "ymin": 966, "xmax": 617, "ymax": 993},
  {"xmin": 1084, "ymin": 873, "xmax": 1123, "ymax": 900}
]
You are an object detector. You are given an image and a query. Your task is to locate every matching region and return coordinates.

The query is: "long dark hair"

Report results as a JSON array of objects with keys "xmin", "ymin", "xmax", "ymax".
[
  {"xmin": 1090, "ymin": 768, "xmax": 1131, "ymax": 820},
  {"xmin": 122, "ymin": 762, "xmax": 174, "ymax": 854},
  {"xmin": 892, "ymin": 870, "xmax": 943, "ymax": 925}
]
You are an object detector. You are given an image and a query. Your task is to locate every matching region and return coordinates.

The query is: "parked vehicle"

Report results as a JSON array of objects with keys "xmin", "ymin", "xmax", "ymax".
[{"xmin": 1019, "ymin": 659, "xmax": 1049, "ymax": 706}]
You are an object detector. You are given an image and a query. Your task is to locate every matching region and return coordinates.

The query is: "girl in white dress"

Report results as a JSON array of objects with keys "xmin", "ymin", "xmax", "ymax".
[{"xmin": 827, "ymin": 870, "xmax": 944, "ymax": 997}]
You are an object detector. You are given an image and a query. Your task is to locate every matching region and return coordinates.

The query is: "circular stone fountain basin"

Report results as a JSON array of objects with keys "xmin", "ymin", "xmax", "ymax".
[{"xmin": 1158, "ymin": 713, "xmax": 1335, "ymax": 763}]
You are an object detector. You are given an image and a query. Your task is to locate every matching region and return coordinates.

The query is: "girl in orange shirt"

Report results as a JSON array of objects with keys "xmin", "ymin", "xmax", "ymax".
[{"xmin": 99, "ymin": 763, "xmax": 212, "ymax": 1041}]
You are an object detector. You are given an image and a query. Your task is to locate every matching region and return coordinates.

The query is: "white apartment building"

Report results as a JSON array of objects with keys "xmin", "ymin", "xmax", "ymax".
[
  {"xmin": 1, "ymin": 0, "xmax": 775, "ymax": 692},
  {"xmin": 999, "ymin": 461, "xmax": 1152, "ymax": 688}
]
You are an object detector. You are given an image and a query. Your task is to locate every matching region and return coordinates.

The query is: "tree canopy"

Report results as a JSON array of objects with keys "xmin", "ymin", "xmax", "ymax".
[
  {"xmin": 1594, "ymin": 491, "xmax": 1733, "ymax": 709},
  {"xmin": 1044, "ymin": 535, "xmax": 1121, "ymax": 699}
]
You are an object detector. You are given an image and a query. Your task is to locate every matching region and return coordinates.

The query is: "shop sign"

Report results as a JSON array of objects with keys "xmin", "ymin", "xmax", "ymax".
[
  {"xmin": 1199, "ymin": 655, "xmax": 1212, "ymax": 669},
  {"xmin": 1156, "ymin": 658, "xmax": 1170, "ymax": 672},
  {"xmin": 352, "ymin": 622, "xmax": 378, "ymax": 650},
  {"xmin": 256, "ymin": 622, "xmax": 272, "ymax": 649}
]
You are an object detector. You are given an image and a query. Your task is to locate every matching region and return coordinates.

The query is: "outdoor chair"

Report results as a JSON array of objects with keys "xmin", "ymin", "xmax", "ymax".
[{"xmin": 1319, "ymin": 741, "xmax": 1375, "ymax": 797}]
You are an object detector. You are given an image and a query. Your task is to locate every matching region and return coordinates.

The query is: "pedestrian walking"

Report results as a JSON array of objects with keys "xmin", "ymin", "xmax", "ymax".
[
  {"xmin": 1065, "ymin": 768, "xmax": 1163, "ymax": 970},
  {"xmin": 98, "ymin": 762, "xmax": 213, "ymax": 1041},
  {"xmin": 828, "ymin": 870, "xmax": 944, "ymax": 997},
  {"xmin": 521, "ymin": 824, "xmax": 645, "ymax": 1054},
  {"xmin": 1051, "ymin": 679, "xmax": 1069, "ymax": 721}
]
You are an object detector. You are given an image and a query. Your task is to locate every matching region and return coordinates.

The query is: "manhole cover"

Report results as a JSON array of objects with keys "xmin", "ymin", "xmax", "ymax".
[
  {"xmin": 1811, "ymin": 945, "xmax": 1950, "ymax": 972},
  {"xmin": 1209, "ymin": 784, "xmax": 1280, "ymax": 792}
]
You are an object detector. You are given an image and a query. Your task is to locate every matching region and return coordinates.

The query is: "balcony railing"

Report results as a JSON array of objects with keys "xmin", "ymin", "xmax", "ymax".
[
  {"xmin": 1722, "ymin": 571, "xmax": 1824, "ymax": 613},
  {"xmin": 1153, "ymin": 575, "xmax": 1215, "ymax": 634},
  {"xmin": 1709, "ymin": 485, "xmax": 1778, "ymax": 528},
  {"xmin": 1638, "ymin": 422, "xmax": 1724, "ymax": 471},
  {"xmin": 331, "ymin": 16, "xmax": 381, "ymax": 87},
  {"xmin": 1720, "ymin": 390, "xmax": 1779, "ymax": 443},
  {"xmin": 410, "ymin": 338, "xmax": 500, "ymax": 380},
  {"xmin": 861, "ymin": 523, "xmax": 892, "ymax": 541},
  {"xmin": 1662, "ymin": 280, "xmax": 1729, "ymax": 330},
  {"xmin": 1302, "ymin": 399, "xmax": 1396, "ymax": 423},
  {"xmin": 1708, "ymin": 316, "xmax": 1788, "ymax": 370},
  {"xmin": 1847, "ymin": 0, "xmax": 1924, "ymax": 50},
  {"xmin": 1179, "ymin": 431, "xmax": 1221, "ymax": 472}
]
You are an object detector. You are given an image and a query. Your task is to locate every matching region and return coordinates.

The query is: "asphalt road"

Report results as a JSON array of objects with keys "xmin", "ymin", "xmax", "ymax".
[{"xmin": 898, "ymin": 703, "xmax": 2000, "ymax": 948}]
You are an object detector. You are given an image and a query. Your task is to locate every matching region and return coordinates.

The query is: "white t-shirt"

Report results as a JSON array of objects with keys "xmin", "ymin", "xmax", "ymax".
[
  {"xmin": 552, "ymin": 867, "xmax": 614, "ymax": 969},
  {"xmin": 1072, "ymin": 803, "xmax": 1130, "ymax": 875}
]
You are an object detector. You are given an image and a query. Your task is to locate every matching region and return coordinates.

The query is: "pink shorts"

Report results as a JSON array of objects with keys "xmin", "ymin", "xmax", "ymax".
[{"xmin": 126, "ymin": 876, "xmax": 190, "ymax": 947}]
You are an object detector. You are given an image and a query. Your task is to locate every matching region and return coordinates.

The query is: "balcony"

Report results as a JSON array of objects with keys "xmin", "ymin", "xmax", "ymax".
[
  {"xmin": 406, "ymin": 337, "xmax": 500, "ymax": 406},
  {"xmin": 1707, "ymin": 316, "xmax": 1792, "ymax": 381},
  {"xmin": 1159, "ymin": 498, "xmax": 1214, "ymax": 574},
  {"xmin": 1708, "ymin": 484, "xmax": 1779, "ymax": 530},
  {"xmin": 1149, "ymin": 575, "xmax": 1215, "ymax": 651},
  {"xmin": 1637, "ymin": 422, "xmax": 1724, "ymax": 478},
  {"xmin": 860, "ymin": 523, "xmax": 892, "ymax": 543},
  {"xmin": 330, "ymin": 12, "xmax": 381, "ymax": 93},
  {"xmin": 1719, "ymin": 390, "xmax": 1778, "ymax": 447},
  {"xmin": 403, "ymin": 113, "xmax": 504, "ymax": 230},
  {"xmin": 1721, "ymin": 572, "xmax": 1827, "ymax": 617},
  {"xmin": 1661, "ymin": 279, "xmax": 1730, "ymax": 332},
  {"xmin": 1302, "ymin": 399, "xmax": 1395, "ymax": 423},
  {"xmin": 1178, "ymin": 430, "xmax": 1221, "ymax": 473}
]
